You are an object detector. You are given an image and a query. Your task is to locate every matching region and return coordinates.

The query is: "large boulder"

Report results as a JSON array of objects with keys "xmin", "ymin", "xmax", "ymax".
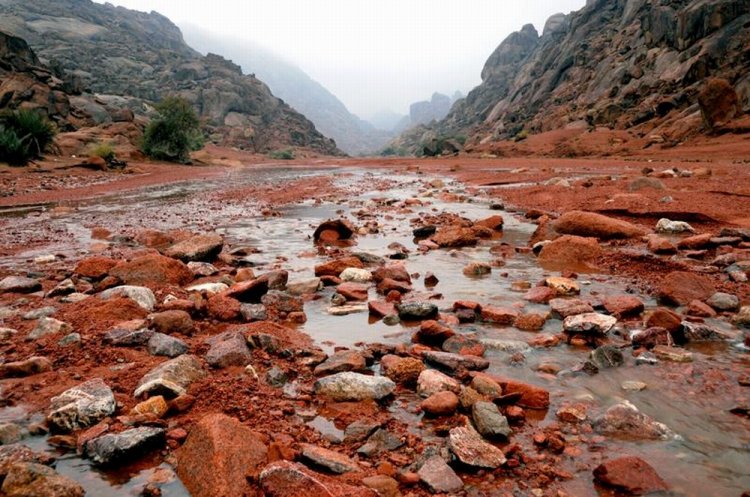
[
  {"xmin": 177, "ymin": 413, "xmax": 268, "ymax": 497},
  {"xmin": 84, "ymin": 427, "xmax": 165, "ymax": 465},
  {"xmin": 553, "ymin": 211, "xmax": 646, "ymax": 239},
  {"xmin": 698, "ymin": 78, "xmax": 741, "ymax": 129},
  {"xmin": 0, "ymin": 462, "xmax": 84, "ymax": 497},
  {"xmin": 593, "ymin": 456, "xmax": 669, "ymax": 495},
  {"xmin": 537, "ymin": 235, "xmax": 602, "ymax": 270},
  {"xmin": 657, "ymin": 271, "xmax": 716, "ymax": 306}
]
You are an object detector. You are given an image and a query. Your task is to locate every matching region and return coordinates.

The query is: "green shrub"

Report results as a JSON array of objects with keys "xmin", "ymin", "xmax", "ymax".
[
  {"xmin": 89, "ymin": 141, "xmax": 115, "ymax": 162},
  {"xmin": 269, "ymin": 148, "xmax": 295, "ymax": 160},
  {"xmin": 514, "ymin": 129, "xmax": 529, "ymax": 142},
  {"xmin": 0, "ymin": 109, "xmax": 56, "ymax": 166},
  {"xmin": 142, "ymin": 96, "xmax": 204, "ymax": 163}
]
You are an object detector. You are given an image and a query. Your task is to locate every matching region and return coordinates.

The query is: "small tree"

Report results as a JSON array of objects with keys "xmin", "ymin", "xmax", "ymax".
[
  {"xmin": 0, "ymin": 109, "xmax": 56, "ymax": 166},
  {"xmin": 142, "ymin": 96, "xmax": 204, "ymax": 163}
]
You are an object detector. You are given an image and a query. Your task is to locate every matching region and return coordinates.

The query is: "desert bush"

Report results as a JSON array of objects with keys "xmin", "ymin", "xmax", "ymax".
[
  {"xmin": 269, "ymin": 148, "xmax": 295, "ymax": 160},
  {"xmin": 142, "ymin": 96, "xmax": 204, "ymax": 163},
  {"xmin": 0, "ymin": 109, "xmax": 56, "ymax": 166},
  {"xmin": 89, "ymin": 141, "xmax": 115, "ymax": 162}
]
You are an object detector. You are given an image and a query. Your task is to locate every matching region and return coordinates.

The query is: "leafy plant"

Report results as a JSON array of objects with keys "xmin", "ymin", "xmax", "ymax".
[
  {"xmin": 141, "ymin": 96, "xmax": 204, "ymax": 163},
  {"xmin": 268, "ymin": 148, "xmax": 295, "ymax": 160},
  {"xmin": 0, "ymin": 109, "xmax": 56, "ymax": 166}
]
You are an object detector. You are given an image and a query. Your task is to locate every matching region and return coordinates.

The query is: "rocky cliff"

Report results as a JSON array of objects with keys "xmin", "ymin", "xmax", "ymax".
[
  {"xmin": 0, "ymin": 0, "xmax": 339, "ymax": 155},
  {"xmin": 395, "ymin": 0, "xmax": 750, "ymax": 154}
]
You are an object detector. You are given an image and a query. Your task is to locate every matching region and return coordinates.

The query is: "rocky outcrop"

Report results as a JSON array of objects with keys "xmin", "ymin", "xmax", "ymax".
[
  {"xmin": 0, "ymin": 0, "xmax": 339, "ymax": 155},
  {"xmin": 395, "ymin": 0, "xmax": 750, "ymax": 153}
]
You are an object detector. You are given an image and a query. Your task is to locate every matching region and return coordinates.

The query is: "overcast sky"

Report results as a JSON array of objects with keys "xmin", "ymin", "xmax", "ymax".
[{"xmin": 95, "ymin": 0, "xmax": 585, "ymax": 119}]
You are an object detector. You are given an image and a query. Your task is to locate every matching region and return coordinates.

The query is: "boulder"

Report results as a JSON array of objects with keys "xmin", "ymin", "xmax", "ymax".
[
  {"xmin": 549, "ymin": 298, "xmax": 594, "ymax": 318},
  {"xmin": 300, "ymin": 444, "xmax": 358, "ymax": 474},
  {"xmin": 315, "ymin": 257, "xmax": 364, "ymax": 277},
  {"xmin": 593, "ymin": 401, "xmax": 673, "ymax": 440},
  {"xmin": 47, "ymin": 379, "xmax": 116, "ymax": 433},
  {"xmin": 339, "ymin": 268, "xmax": 372, "ymax": 282},
  {"xmin": 313, "ymin": 372, "xmax": 395, "ymax": 401},
  {"xmin": 380, "ymin": 355, "xmax": 424, "ymax": 386},
  {"xmin": 134, "ymin": 354, "xmax": 206, "ymax": 398},
  {"xmin": 698, "ymin": 78, "xmax": 740, "ymax": 129},
  {"xmin": 706, "ymin": 292, "xmax": 740, "ymax": 311},
  {"xmin": 99, "ymin": 285, "xmax": 156, "ymax": 311},
  {"xmin": 491, "ymin": 376, "xmax": 550, "ymax": 409},
  {"xmin": 148, "ymin": 310, "xmax": 194, "ymax": 335},
  {"xmin": 593, "ymin": 456, "xmax": 669, "ymax": 495},
  {"xmin": 372, "ymin": 264, "xmax": 411, "ymax": 283},
  {"xmin": 336, "ymin": 282, "xmax": 370, "ymax": 301},
  {"xmin": 553, "ymin": 211, "xmax": 646, "ymax": 239},
  {"xmin": 448, "ymin": 426, "xmax": 506, "ymax": 468},
  {"xmin": 416, "ymin": 369, "xmax": 460, "ymax": 398},
  {"xmin": 602, "ymin": 296, "xmax": 644, "ymax": 318},
  {"xmin": 563, "ymin": 312, "xmax": 617, "ymax": 335},
  {"xmin": 538, "ymin": 235, "xmax": 602, "ymax": 270},
  {"xmin": 177, "ymin": 413, "xmax": 268, "ymax": 497},
  {"xmin": 28, "ymin": 318, "xmax": 72, "ymax": 341},
  {"xmin": 313, "ymin": 350, "xmax": 367, "ymax": 376},
  {"xmin": 396, "ymin": 302, "xmax": 438, "ymax": 320},
  {"xmin": 0, "ymin": 357, "xmax": 52, "ymax": 378},
  {"xmin": 147, "ymin": 332, "xmax": 189, "ymax": 357},
  {"xmin": 413, "ymin": 320, "xmax": 454, "ymax": 345},
  {"xmin": 0, "ymin": 276, "xmax": 41, "ymax": 294},
  {"xmin": 0, "ymin": 462, "xmax": 83, "ymax": 497},
  {"xmin": 472, "ymin": 401, "xmax": 511, "ymax": 438},
  {"xmin": 163, "ymin": 234, "xmax": 224, "ymax": 262},
  {"xmin": 260, "ymin": 461, "xmax": 376, "ymax": 497},
  {"xmin": 431, "ymin": 226, "xmax": 478, "ymax": 247},
  {"xmin": 657, "ymin": 271, "xmax": 716, "ymax": 306},
  {"xmin": 84, "ymin": 427, "xmax": 165, "ymax": 465},
  {"xmin": 420, "ymin": 391, "xmax": 459, "ymax": 416},
  {"xmin": 205, "ymin": 331, "xmax": 252, "ymax": 368},
  {"xmin": 109, "ymin": 254, "xmax": 193, "ymax": 286},
  {"xmin": 74, "ymin": 256, "xmax": 118, "ymax": 279},
  {"xmin": 422, "ymin": 350, "xmax": 489, "ymax": 372},
  {"xmin": 418, "ymin": 455, "xmax": 463, "ymax": 493},
  {"xmin": 545, "ymin": 277, "xmax": 580, "ymax": 296}
]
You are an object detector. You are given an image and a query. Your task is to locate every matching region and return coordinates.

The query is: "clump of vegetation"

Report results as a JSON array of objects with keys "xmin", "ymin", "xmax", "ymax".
[
  {"xmin": 269, "ymin": 148, "xmax": 295, "ymax": 160},
  {"xmin": 0, "ymin": 109, "xmax": 56, "ymax": 166},
  {"xmin": 514, "ymin": 129, "xmax": 529, "ymax": 142},
  {"xmin": 142, "ymin": 96, "xmax": 204, "ymax": 163},
  {"xmin": 89, "ymin": 141, "xmax": 116, "ymax": 162}
]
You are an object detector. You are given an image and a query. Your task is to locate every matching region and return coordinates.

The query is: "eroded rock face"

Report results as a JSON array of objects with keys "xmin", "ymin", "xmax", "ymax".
[
  {"xmin": 47, "ymin": 379, "xmax": 116, "ymax": 433},
  {"xmin": 177, "ymin": 413, "xmax": 268, "ymax": 497}
]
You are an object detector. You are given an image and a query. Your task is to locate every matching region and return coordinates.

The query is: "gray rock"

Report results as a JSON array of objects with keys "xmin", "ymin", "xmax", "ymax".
[
  {"xmin": 423, "ymin": 351, "xmax": 489, "ymax": 372},
  {"xmin": 265, "ymin": 366, "xmax": 288, "ymax": 388},
  {"xmin": 205, "ymin": 331, "xmax": 252, "ymax": 368},
  {"xmin": 47, "ymin": 378, "xmax": 116, "ymax": 432},
  {"xmin": 344, "ymin": 420, "xmax": 381, "ymax": 443},
  {"xmin": 28, "ymin": 318, "xmax": 72, "ymax": 341},
  {"xmin": 471, "ymin": 401, "xmax": 511, "ymax": 438},
  {"xmin": 57, "ymin": 333, "xmax": 81, "ymax": 347},
  {"xmin": 46, "ymin": 279, "xmax": 75, "ymax": 298},
  {"xmin": 448, "ymin": 426, "xmax": 506, "ymax": 468},
  {"xmin": 99, "ymin": 285, "xmax": 156, "ymax": 311},
  {"xmin": 589, "ymin": 345, "xmax": 625, "ymax": 369},
  {"xmin": 313, "ymin": 350, "xmax": 367, "ymax": 376},
  {"xmin": 593, "ymin": 401, "xmax": 674, "ymax": 440},
  {"xmin": 396, "ymin": 302, "xmax": 438, "ymax": 320},
  {"xmin": 0, "ymin": 423, "xmax": 23, "ymax": 445},
  {"xmin": 418, "ymin": 455, "xmax": 463, "ymax": 493},
  {"xmin": 682, "ymin": 322, "xmax": 738, "ymax": 341},
  {"xmin": 706, "ymin": 292, "xmax": 740, "ymax": 311},
  {"xmin": 635, "ymin": 351, "xmax": 659, "ymax": 365},
  {"xmin": 134, "ymin": 354, "xmax": 206, "ymax": 398},
  {"xmin": 21, "ymin": 307, "xmax": 56, "ymax": 320},
  {"xmin": 357, "ymin": 428, "xmax": 403, "ymax": 457},
  {"xmin": 479, "ymin": 339, "xmax": 531, "ymax": 354},
  {"xmin": 164, "ymin": 234, "xmax": 223, "ymax": 262},
  {"xmin": 0, "ymin": 276, "xmax": 41, "ymax": 294},
  {"xmin": 286, "ymin": 278, "xmax": 322, "ymax": 296},
  {"xmin": 313, "ymin": 372, "xmax": 395, "ymax": 401},
  {"xmin": 563, "ymin": 312, "xmax": 617, "ymax": 335},
  {"xmin": 240, "ymin": 303, "xmax": 267, "ymax": 322},
  {"xmin": 147, "ymin": 333, "xmax": 188, "ymax": 358},
  {"xmin": 84, "ymin": 427, "xmax": 165, "ymax": 465},
  {"xmin": 186, "ymin": 261, "xmax": 219, "ymax": 276},
  {"xmin": 104, "ymin": 327, "xmax": 154, "ymax": 346}
]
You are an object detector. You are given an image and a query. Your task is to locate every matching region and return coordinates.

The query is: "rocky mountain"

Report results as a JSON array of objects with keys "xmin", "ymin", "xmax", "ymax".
[
  {"xmin": 0, "ymin": 0, "xmax": 339, "ymax": 155},
  {"xmin": 181, "ymin": 25, "xmax": 392, "ymax": 155},
  {"xmin": 394, "ymin": 0, "xmax": 750, "ymax": 154}
]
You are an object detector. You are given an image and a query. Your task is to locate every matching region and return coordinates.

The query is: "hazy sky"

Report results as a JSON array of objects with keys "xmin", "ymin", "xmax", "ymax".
[{"xmin": 96, "ymin": 0, "xmax": 585, "ymax": 118}]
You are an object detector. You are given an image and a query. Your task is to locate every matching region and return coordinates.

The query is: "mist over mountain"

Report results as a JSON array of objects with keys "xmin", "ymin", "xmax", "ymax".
[{"xmin": 181, "ymin": 25, "xmax": 394, "ymax": 155}]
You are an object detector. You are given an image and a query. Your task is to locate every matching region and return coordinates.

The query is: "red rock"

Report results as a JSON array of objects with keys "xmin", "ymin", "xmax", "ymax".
[
  {"xmin": 603, "ymin": 296, "xmax": 645, "ymax": 318},
  {"xmin": 380, "ymin": 355, "xmax": 425, "ymax": 386},
  {"xmin": 480, "ymin": 306, "xmax": 518, "ymax": 325},
  {"xmin": 593, "ymin": 456, "xmax": 668, "ymax": 495},
  {"xmin": 686, "ymin": 300, "xmax": 717, "ymax": 318},
  {"xmin": 553, "ymin": 211, "xmax": 646, "ymax": 239},
  {"xmin": 631, "ymin": 327, "xmax": 671, "ymax": 349},
  {"xmin": 368, "ymin": 301, "xmax": 396, "ymax": 318},
  {"xmin": 74, "ymin": 256, "xmax": 118, "ymax": 280},
  {"xmin": 475, "ymin": 215, "xmax": 504, "ymax": 231},
  {"xmin": 453, "ymin": 300, "xmax": 482, "ymax": 312},
  {"xmin": 431, "ymin": 226, "xmax": 478, "ymax": 247},
  {"xmin": 371, "ymin": 264, "xmax": 411, "ymax": 283},
  {"xmin": 109, "ymin": 254, "xmax": 193, "ymax": 287},
  {"xmin": 515, "ymin": 313, "xmax": 547, "ymax": 331},
  {"xmin": 647, "ymin": 236, "xmax": 677, "ymax": 254},
  {"xmin": 698, "ymin": 78, "xmax": 741, "ymax": 129},
  {"xmin": 207, "ymin": 294, "xmax": 241, "ymax": 321},
  {"xmin": 224, "ymin": 278, "xmax": 269, "ymax": 303},
  {"xmin": 538, "ymin": 235, "xmax": 602, "ymax": 270},
  {"xmin": 313, "ymin": 350, "xmax": 367, "ymax": 376},
  {"xmin": 148, "ymin": 310, "xmax": 194, "ymax": 335},
  {"xmin": 658, "ymin": 271, "xmax": 715, "ymax": 306},
  {"xmin": 677, "ymin": 233, "xmax": 713, "ymax": 250},
  {"xmin": 413, "ymin": 320, "xmax": 455, "ymax": 345},
  {"xmin": 336, "ymin": 282, "xmax": 369, "ymax": 301},
  {"xmin": 645, "ymin": 307, "xmax": 682, "ymax": 333},
  {"xmin": 421, "ymin": 391, "xmax": 459, "ymax": 416},
  {"xmin": 163, "ymin": 234, "xmax": 224, "ymax": 262},
  {"xmin": 314, "ymin": 257, "xmax": 364, "ymax": 277},
  {"xmin": 483, "ymin": 374, "xmax": 550, "ymax": 409},
  {"xmin": 260, "ymin": 461, "xmax": 376, "ymax": 497},
  {"xmin": 523, "ymin": 286, "xmax": 556, "ymax": 304},
  {"xmin": 235, "ymin": 268, "xmax": 256, "ymax": 282},
  {"xmin": 135, "ymin": 230, "xmax": 174, "ymax": 249},
  {"xmin": 177, "ymin": 413, "xmax": 268, "ymax": 497},
  {"xmin": 313, "ymin": 219, "xmax": 355, "ymax": 241},
  {"xmin": 376, "ymin": 278, "xmax": 412, "ymax": 295}
]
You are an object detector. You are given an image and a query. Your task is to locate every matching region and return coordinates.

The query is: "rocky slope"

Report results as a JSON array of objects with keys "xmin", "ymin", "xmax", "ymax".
[
  {"xmin": 394, "ymin": 0, "xmax": 750, "ymax": 154},
  {"xmin": 182, "ymin": 26, "xmax": 392, "ymax": 156},
  {"xmin": 0, "ymin": 0, "xmax": 339, "ymax": 155}
]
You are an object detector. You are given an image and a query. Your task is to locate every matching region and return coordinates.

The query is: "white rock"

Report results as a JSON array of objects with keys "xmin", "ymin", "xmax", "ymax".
[
  {"xmin": 563, "ymin": 312, "xmax": 617, "ymax": 335},
  {"xmin": 47, "ymin": 378, "xmax": 116, "ymax": 432},
  {"xmin": 100, "ymin": 285, "xmax": 156, "ymax": 311},
  {"xmin": 185, "ymin": 282, "xmax": 229, "ymax": 294},
  {"xmin": 655, "ymin": 218, "xmax": 695, "ymax": 233},
  {"xmin": 339, "ymin": 268, "xmax": 372, "ymax": 283}
]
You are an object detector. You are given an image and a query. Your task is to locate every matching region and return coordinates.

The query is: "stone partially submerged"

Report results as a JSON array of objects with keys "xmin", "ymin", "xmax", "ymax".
[
  {"xmin": 84, "ymin": 427, "xmax": 165, "ymax": 465},
  {"xmin": 593, "ymin": 401, "xmax": 675, "ymax": 440},
  {"xmin": 47, "ymin": 379, "xmax": 116, "ymax": 433},
  {"xmin": 313, "ymin": 372, "xmax": 395, "ymax": 401}
]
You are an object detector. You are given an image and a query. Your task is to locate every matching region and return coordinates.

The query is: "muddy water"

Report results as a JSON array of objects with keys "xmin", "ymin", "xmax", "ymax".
[{"xmin": 1, "ymin": 166, "xmax": 748, "ymax": 496}]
